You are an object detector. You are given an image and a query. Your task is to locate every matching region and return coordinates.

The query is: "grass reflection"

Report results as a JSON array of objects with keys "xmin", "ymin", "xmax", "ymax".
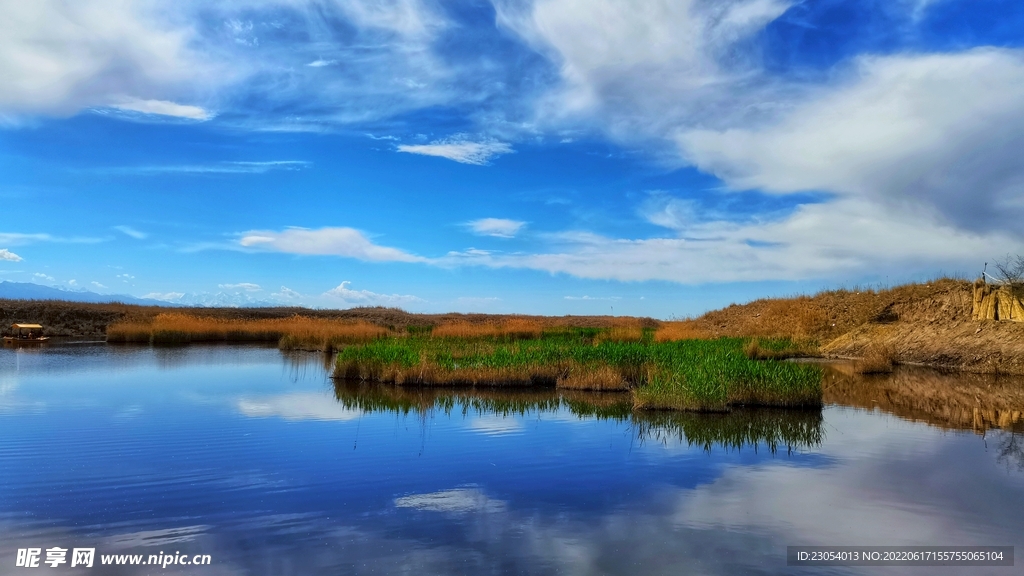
[{"xmin": 332, "ymin": 381, "xmax": 823, "ymax": 453}]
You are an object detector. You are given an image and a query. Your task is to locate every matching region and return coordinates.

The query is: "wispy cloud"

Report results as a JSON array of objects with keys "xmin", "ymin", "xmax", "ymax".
[
  {"xmin": 91, "ymin": 281, "xmax": 107, "ymax": 289},
  {"xmin": 114, "ymin": 225, "xmax": 147, "ymax": 239},
  {"xmin": 33, "ymin": 273, "xmax": 54, "ymax": 282},
  {"xmin": 111, "ymin": 98, "xmax": 212, "ymax": 121},
  {"xmin": 323, "ymin": 281, "xmax": 423, "ymax": 306},
  {"xmin": 466, "ymin": 218, "xmax": 526, "ymax": 238},
  {"xmin": 219, "ymin": 282, "xmax": 262, "ymax": 292},
  {"xmin": 0, "ymin": 232, "xmax": 106, "ymax": 245},
  {"xmin": 564, "ymin": 295, "xmax": 621, "ymax": 301},
  {"xmin": 398, "ymin": 137, "xmax": 513, "ymax": 165},
  {"xmin": 113, "ymin": 161, "xmax": 311, "ymax": 175},
  {"xmin": 0, "ymin": 233, "xmax": 52, "ymax": 246},
  {"xmin": 0, "ymin": 249, "xmax": 22, "ymax": 262},
  {"xmin": 238, "ymin": 227, "xmax": 426, "ymax": 263}
]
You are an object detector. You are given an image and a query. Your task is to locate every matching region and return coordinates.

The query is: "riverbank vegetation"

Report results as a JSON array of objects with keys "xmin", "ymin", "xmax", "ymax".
[
  {"xmin": 332, "ymin": 332, "xmax": 822, "ymax": 412},
  {"xmin": 10, "ymin": 275, "xmax": 1024, "ymax": 373},
  {"xmin": 106, "ymin": 313, "xmax": 394, "ymax": 348}
]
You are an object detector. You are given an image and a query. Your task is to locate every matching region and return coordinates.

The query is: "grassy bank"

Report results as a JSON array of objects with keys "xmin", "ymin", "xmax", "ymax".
[{"xmin": 333, "ymin": 333, "xmax": 822, "ymax": 412}]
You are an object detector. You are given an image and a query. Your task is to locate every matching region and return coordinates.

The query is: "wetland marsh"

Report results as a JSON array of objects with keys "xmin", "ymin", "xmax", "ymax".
[{"xmin": 1, "ymin": 342, "xmax": 1021, "ymax": 575}]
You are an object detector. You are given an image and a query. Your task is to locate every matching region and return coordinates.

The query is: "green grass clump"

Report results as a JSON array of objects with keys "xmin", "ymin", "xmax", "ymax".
[{"xmin": 334, "ymin": 335, "xmax": 822, "ymax": 412}]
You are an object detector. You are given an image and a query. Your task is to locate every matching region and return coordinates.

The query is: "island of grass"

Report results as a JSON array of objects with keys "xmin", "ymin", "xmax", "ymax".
[{"xmin": 332, "ymin": 328, "xmax": 822, "ymax": 412}]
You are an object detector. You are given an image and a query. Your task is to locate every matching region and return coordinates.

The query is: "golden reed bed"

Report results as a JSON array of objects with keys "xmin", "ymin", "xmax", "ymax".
[
  {"xmin": 107, "ymin": 314, "xmax": 668, "ymax": 351},
  {"xmin": 106, "ymin": 313, "xmax": 392, "ymax": 350}
]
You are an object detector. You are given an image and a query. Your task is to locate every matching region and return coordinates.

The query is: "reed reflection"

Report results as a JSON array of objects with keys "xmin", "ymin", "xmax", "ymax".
[
  {"xmin": 332, "ymin": 380, "xmax": 824, "ymax": 453},
  {"xmin": 822, "ymin": 363, "xmax": 1024, "ymax": 433}
]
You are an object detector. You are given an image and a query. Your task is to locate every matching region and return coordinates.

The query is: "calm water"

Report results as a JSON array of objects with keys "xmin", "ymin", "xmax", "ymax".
[{"xmin": 1, "ymin": 343, "xmax": 1022, "ymax": 575}]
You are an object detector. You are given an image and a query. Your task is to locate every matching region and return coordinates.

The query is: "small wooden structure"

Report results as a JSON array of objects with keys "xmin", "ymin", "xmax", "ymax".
[{"xmin": 3, "ymin": 323, "xmax": 49, "ymax": 343}]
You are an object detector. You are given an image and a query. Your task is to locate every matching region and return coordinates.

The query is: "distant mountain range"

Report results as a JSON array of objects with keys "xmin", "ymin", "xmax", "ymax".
[
  {"xmin": 0, "ymin": 281, "xmax": 175, "ymax": 305},
  {"xmin": 0, "ymin": 282, "xmax": 283, "ymax": 308}
]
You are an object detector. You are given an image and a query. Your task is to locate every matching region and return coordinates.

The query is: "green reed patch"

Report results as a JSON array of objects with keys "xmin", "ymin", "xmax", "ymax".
[{"xmin": 334, "ymin": 336, "xmax": 822, "ymax": 412}]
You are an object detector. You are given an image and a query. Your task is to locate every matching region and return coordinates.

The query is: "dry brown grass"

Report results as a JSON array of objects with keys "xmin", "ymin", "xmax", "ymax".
[
  {"xmin": 107, "ymin": 314, "xmax": 393, "ymax": 350},
  {"xmin": 654, "ymin": 321, "xmax": 713, "ymax": 342},
  {"xmin": 556, "ymin": 363, "xmax": 631, "ymax": 391},
  {"xmin": 595, "ymin": 318, "xmax": 645, "ymax": 343},
  {"xmin": 432, "ymin": 317, "xmax": 544, "ymax": 339}
]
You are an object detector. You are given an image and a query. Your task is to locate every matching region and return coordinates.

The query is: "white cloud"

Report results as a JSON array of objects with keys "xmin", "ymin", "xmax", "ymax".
[
  {"xmin": 444, "ymin": 197, "xmax": 1020, "ymax": 282},
  {"xmin": 494, "ymin": 0, "xmax": 792, "ymax": 138},
  {"xmin": 238, "ymin": 227, "xmax": 426, "ymax": 263},
  {"xmin": 111, "ymin": 98, "xmax": 212, "ymax": 120},
  {"xmin": 323, "ymin": 281, "xmax": 423, "ymax": 306},
  {"xmin": 271, "ymin": 286, "xmax": 302, "ymax": 301},
  {"xmin": 143, "ymin": 291, "xmax": 185, "ymax": 301},
  {"xmin": 33, "ymin": 273, "xmax": 54, "ymax": 282},
  {"xmin": 678, "ymin": 49, "xmax": 1024, "ymax": 235},
  {"xmin": 67, "ymin": 279, "xmax": 77, "ymax": 286},
  {"xmin": 114, "ymin": 225, "xmax": 147, "ymax": 239},
  {"xmin": 306, "ymin": 59, "xmax": 336, "ymax": 68},
  {"xmin": 91, "ymin": 281, "xmax": 107, "ymax": 289},
  {"xmin": 0, "ymin": 0, "xmax": 217, "ymax": 118},
  {"xmin": 398, "ymin": 137, "xmax": 513, "ymax": 165},
  {"xmin": 219, "ymin": 282, "xmax": 262, "ymax": 292},
  {"xmin": 466, "ymin": 218, "xmax": 526, "ymax": 238},
  {"xmin": 0, "ymin": 249, "xmax": 22, "ymax": 262},
  {"xmin": 237, "ymin": 393, "xmax": 362, "ymax": 421}
]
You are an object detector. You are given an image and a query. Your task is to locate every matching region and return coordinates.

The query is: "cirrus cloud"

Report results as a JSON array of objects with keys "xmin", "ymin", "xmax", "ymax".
[{"xmin": 398, "ymin": 136, "xmax": 514, "ymax": 165}]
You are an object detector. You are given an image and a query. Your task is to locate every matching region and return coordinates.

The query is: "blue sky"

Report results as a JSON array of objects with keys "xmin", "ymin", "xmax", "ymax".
[{"xmin": 2, "ymin": 0, "xmax": 1024, "ymax": 317}]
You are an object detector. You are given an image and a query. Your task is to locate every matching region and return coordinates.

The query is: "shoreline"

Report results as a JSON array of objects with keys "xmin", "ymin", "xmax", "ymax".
[{"xmin": 5, "ymin": 277, "xmax": 1024, "ymax": 375}]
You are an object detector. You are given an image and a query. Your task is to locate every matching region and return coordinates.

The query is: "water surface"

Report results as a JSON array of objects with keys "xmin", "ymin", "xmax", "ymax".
[{"xmin": 1, "ymin": 343, "xmax": 1022, "ymax": 575}]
